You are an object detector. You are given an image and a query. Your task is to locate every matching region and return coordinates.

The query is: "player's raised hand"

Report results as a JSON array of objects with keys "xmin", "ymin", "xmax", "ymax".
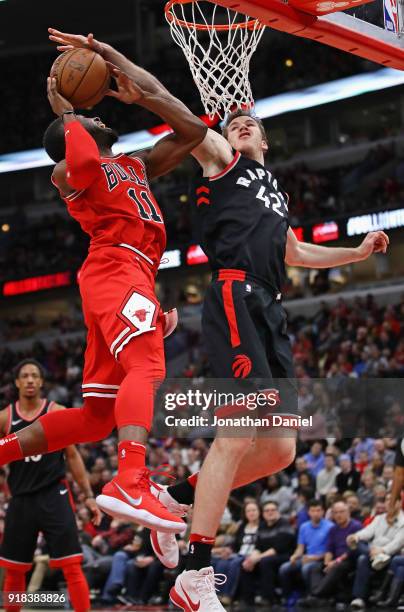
[
  {"xmin": 106, "ymin": 65, "xmax": 145, "ymax": 104},
  {"xmin": 48, "ymin": 28, "xmax": 105, "ymax": 56},
  {"xmin": 47, "ymin": 76, "xmax": 73, "ymax": 116},
  {"xmin": 357, "ymin": 231, "xmax": 389, "ymax": 259}
]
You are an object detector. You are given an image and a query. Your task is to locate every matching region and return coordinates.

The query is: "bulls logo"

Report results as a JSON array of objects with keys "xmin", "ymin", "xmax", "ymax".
[
  {"xmin": 133, "ymin": 308, "xmax": 149, "ymax": 323},
  {"xmin": 232, "ymin": 354, "xmax": 252, "ymax": 378},
  {"xmin": 120, "ymin": 291, "xmax": 158, "ymax": 335}
]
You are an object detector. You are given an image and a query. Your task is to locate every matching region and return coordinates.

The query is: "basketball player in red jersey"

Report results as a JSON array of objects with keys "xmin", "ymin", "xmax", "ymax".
[
  {"xmin": 0, "ymin": 45, "xmax": 207, "ymax": 536},
  {"xmin": 0, "ymin": 359, "xmax": 98, "ymax": 612}
]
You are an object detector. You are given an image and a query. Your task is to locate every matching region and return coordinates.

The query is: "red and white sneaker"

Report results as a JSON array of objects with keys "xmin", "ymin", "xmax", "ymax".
[
  {"xmin": 150, "ymin": 529, "xmax": 179, "ymax": 569},
  {"xmin": 149, "ymin": 484, "xmax": 189, "ymax": 568},
  {"xmin": 96, "ymin": 468, "xmax": 186, "ymax": 534},
  {"xmin": 170, "ymin": 567, "xmax": 226, "ymax": 611}
]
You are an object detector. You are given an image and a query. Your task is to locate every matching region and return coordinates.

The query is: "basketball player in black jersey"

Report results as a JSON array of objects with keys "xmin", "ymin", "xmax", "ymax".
[
  {"xmin": 151, "ymin": 111, "xmax": 389, "ymax": 609},
  {"xmin": 0, "ymin": 359, "xmax": 100, "ymax": 612}
]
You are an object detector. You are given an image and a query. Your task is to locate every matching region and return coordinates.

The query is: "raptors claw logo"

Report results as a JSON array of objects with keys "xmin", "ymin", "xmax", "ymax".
[{"xmin": 232, "ymin": 354, "xmax": 252, "ymax": 378}]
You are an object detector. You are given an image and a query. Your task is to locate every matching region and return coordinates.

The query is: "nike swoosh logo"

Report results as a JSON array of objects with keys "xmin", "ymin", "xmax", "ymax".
[
  {"xmin": 11, "ymin": 419, "xmax": 22, "ymax": 426},
  {"xmin": 183, "ymin": 588, "xmax": 200, "ymax": 611},
  {"xmin": 59, "ymin": 489, "xmax": 68, "ymax": 495},
  {"xmin": 114, "ymin": 483, "xmax": 142, "ymax": 507}
]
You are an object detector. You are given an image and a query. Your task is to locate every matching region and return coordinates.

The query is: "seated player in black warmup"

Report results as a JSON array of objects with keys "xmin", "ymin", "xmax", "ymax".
[{"xmin": 0, "ymin": 359, "xmax": 100, "ymax": 612}]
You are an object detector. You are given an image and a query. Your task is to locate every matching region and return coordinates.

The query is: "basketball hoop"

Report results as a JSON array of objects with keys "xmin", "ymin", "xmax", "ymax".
[{"xmin": 165, "ymin": 0, "xmax": 266, "ymax": 118}]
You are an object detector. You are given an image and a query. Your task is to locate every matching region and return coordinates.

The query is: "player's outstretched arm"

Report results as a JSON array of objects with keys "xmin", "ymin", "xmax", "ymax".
[
  {"xmin": 48, "ymin": 28, "xmax": 169, "ymax": 96},
  {"xmin": 285, "ymin": 227, "xmax": 389, "ymax": 268},
  {"xmin": 108, "ymin": 68, "xmax": 207, "ymax": 179}
]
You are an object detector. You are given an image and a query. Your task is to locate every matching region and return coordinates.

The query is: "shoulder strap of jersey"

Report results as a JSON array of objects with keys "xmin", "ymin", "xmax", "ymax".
[
  {"xmin": 44, "ymin": 399, "xmax": 54, "ymax": 414},
  {"xmin": 4, "ymin": 403, "xmax": 13, "ymax": 435}
]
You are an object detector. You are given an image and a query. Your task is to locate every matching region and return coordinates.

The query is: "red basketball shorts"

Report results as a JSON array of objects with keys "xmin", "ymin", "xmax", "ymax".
[{"xmin": 78, "ymin": 247, "xmax": 165, "ymax": 401}]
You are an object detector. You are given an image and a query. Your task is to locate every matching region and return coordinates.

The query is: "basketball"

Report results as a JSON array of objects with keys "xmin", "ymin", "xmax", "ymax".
[{"xmin": 51, "ymin": 48, "xmax": 110, "ymax": 109}]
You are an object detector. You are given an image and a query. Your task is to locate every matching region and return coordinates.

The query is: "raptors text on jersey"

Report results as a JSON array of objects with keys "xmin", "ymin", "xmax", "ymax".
[{"xmin": 194, "ymin": 152, "xmax": 289, "ymax": 292}]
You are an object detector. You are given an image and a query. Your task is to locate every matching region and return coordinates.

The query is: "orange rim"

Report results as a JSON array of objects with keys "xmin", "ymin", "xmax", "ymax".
[{"xmin": 165, "ymin": 0, "xmax": 263, "ymax": 31}]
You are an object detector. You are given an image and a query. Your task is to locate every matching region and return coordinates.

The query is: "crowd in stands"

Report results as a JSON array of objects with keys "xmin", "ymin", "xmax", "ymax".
[
  {"xmin": 0, "ymin": 293, "xmax": 402, "ymax": 607},
  {"xmin": 0, "ymin": 431, "xmax": 403, "ymax": 609},
  {"xmin": 0, "ymin": 139, "xmax": 402, "ymax": 290}
]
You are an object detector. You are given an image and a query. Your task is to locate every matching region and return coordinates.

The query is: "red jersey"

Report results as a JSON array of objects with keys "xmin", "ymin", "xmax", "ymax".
[{"xmin": 55, "ymin": 153, "xmax": 166, "ymax": 272}]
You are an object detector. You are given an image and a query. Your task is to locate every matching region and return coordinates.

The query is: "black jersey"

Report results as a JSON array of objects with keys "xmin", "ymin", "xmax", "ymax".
[
  {"xmin": 5, "ymin": 400, "xmax": 66, "ymax": 497},
  {"xmin": 194, "ymin": 152, "xmax": 289, "ymax": 292}
]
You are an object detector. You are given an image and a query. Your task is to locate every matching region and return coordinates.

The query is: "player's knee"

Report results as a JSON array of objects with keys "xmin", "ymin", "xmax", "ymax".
[
  {"xmin": 262, "ymin": 436, "xmax": 296, "ymax": 473},
  {"xmin": 277, "ymin": 436, "xmax": 296, "ymax": 470},
  {"xmin": 81, "ymin": 398, "xmax": 115, "ymax": 441}
]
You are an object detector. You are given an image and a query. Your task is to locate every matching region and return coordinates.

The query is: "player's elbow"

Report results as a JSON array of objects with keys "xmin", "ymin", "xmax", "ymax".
[
  {"xmin": 66, "ymin": 158, "xmax": 100, "ymax": 191},
  {"xmin": 285, "ymin": 242, "xmax": 304, "ymax": 267}
]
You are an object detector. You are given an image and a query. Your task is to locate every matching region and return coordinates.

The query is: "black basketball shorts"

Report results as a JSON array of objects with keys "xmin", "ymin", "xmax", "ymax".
[
  {"xmin": 0, "ymin": 480, "xmax": 82, "ymax": 570},
  {"xmin": 202, "ymin": 270, "xmax": 297, "ymax": 415}
]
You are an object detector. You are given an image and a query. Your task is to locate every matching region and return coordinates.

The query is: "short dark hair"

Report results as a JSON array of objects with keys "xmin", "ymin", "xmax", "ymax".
[
  {"xmin": 263, "ymin": 500, "xmax": 279, "ymax": 510},
  {"xmin": 14, "ymin": 359, "xmax": 45, "ymax": 380},
  {"xmin": 43, "ymin": 117, "xmax": 65, "ymax": 163},
  {"xmin": 222, "ymin": 109, "xmax": 267, "ymax": 143},
  {"xmin": 308, "ymin": 499, "xmax": 323, "ymax": 510}
]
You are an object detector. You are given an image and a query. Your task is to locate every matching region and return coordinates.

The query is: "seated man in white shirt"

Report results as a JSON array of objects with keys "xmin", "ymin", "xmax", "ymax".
[{"xmin": 347, "ymin": 496, "xmax": 404, "ymax": 610}]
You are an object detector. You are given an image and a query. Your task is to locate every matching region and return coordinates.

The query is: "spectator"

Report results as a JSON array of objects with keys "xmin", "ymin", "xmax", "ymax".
[
  {"xmin": 296, "ymin": 470, "xmax": 316, "ymax": 497},
  {"xmin": 374, "ymin": 439, "xmax": 395, "ymax": 466},
  {"xmin": 101, "ymin": 533, "xmax": 141, "ymax": 604},
  {"xmin": 357, "ymin": 471, "xmax": 376, "ymax": 508},
  {"xmin": 212, "ymin": 501, "xmax": 261, "ymax": 606},
  {"xmin": 351, "ymin": 438, "xmax": 376, "ymax": 463},
  {"xmin": 374, "ymin": 554, "xmax": 404, "ymax": 608},
  {"xmin": 347, "ymin": 497, "xmax": 404, "ymax": 609},
  {"xmin": 260, "ymin": 474, "xmax": 295, "ymax": 517},
  {"xmin": 345, "ymin": 494, "xmax": 364, "ymax": 522},
  {"xmin": 291, "ymin": 456, "xmax": 309, "ymax": 490},
  {"xmin": 279, "ymin": 500, "xmax": 333, "ymax": 601},
  {"xmin": 124, "ymin": 529, "xmax": 164, "ymax": 606},
  {"xmin": 316, "ymin": 453, "xmax": 340, "ymax": 498},
  {"xmin": 299, "ymin": 500, "xmax": 362, "ymax": 607},
  {"xmin": 304, "ymin": 441, "xmax": 325, "ymax": 478},
  {"xmin": 239, "ymin": 501, "xmax": 295, "ymax": 606},
  {"xmin": 295, "ymin": 490, "xmax": 313, "ymax": 530},
  {"xmin": 355, "ymin": 450, "xmax": 370, "ymax": 475},
  {"xmin": 336, "ymin": 454, "xmax": 361, "ymax": 493}
]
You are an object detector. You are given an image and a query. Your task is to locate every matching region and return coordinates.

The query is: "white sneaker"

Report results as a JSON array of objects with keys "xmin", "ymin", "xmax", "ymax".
[
  {"xmin": 150, "ymin": 483, "xmax": 189, "ymax": 568},
  {"xmin": 170, "ymin": 567, "xmax": 226, "ymax": 611},
  {"xmin": 351, "ymin": 598, "xmax": 365, "ymax": 609},
  {"xmin": 150, "ymin": 529, "xmax": 179, "ymax": 569},
  {"xmin": 371, "ymin": 552, "xmax": 391, "ymax": 570},
  {"xmin": 150, "ymin": 483, "xmax": 190, "ymax": 517}
]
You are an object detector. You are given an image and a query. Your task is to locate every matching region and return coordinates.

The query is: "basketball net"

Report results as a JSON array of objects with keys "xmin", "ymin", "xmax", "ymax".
[{"xmin": 165, "ymin": 0, "xmax": 265, "ymax": 119}]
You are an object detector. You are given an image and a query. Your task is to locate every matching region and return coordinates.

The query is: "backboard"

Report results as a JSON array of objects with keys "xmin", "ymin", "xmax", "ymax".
[{"xmin": 212, "ymin": 0, "xmax": 404, "ymax": 69}]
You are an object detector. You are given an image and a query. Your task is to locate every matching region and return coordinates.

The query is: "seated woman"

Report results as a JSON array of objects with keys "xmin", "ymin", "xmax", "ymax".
[{"xmin": 212, "ymin": 501, "xmax": 262, "ymax": 606}]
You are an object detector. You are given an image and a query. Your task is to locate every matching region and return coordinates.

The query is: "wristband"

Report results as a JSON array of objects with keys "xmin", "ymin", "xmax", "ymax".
[{"xmin": 62, "ymin": 110, "xmax": 75, "ymax": 117}]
